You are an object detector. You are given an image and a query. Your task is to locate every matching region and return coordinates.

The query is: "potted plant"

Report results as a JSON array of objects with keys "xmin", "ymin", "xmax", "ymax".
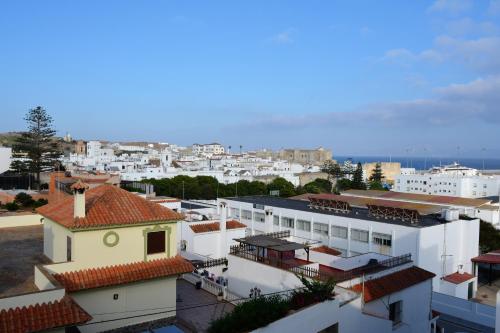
[{"xmin": 217, "ymin": 291, "xmax": 224, "ymax": 301}]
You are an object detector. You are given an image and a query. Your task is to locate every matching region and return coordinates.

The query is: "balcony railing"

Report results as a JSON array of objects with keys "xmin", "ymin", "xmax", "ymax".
[{"xmin": 229, "ymin": 244, "xmax": 412, "ymax": 283}]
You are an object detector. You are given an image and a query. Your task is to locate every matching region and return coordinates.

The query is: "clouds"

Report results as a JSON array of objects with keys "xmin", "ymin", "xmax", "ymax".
[
  {"xmin": 428, "ymin": 0, "xmax": 472, "ymax": 15},
  {"xmin": 269, "ymin": 29, "xmax": 296, "ymax": 44},
  {"xmin": 232, "ymin": 75, "xmax": 500, "ymax": 135}
]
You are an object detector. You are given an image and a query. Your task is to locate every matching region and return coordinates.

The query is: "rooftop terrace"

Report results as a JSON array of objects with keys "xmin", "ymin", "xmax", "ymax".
[{"xmin": 226, "ymin": 195, "xmax": 449, "ymax": 228}]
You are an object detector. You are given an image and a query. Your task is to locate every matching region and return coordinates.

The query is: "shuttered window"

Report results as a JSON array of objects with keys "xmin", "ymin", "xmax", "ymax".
[{"xmin": 147, "ymin": 231, "xmax": 166, "ymax": 254}]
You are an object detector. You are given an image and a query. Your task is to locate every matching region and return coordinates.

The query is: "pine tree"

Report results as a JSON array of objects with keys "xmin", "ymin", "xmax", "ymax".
[
  {"xmin": 11, "ymin": 107, "xmax": 61, "ymax": 189},
  {"xmin": 351, "ymin": 162, "xmax": 366, "ymax": 190},
  {"xmin": 321, "ymin": 160, "xmax": 344, "ymax": 193},
  {"xmin": 369, "ymin": 162, "xmax": 384, "ymax": 182}
]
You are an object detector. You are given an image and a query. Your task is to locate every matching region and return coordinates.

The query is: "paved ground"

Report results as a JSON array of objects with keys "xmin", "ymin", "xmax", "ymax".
[
  {"xmin": 176, "ymin": 279, "xmax": 234, "ymax": 333},
  {"xmin": 0, "ymin": 225, "xmax": 50, "ymax": 297}
]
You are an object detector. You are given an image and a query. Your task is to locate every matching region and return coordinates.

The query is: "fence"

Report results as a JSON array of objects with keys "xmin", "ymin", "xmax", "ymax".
[{"xmin": 194, "ymin": 258, "xmax": 228, "ymax": 269}]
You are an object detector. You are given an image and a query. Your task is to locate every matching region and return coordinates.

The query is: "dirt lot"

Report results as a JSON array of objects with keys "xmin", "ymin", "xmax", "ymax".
[{"xmin": 0, "ymin": 225, "xmax": 50, "ymax": 297}]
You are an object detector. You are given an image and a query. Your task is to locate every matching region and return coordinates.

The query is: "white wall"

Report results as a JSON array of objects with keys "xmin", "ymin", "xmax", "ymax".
[
  {"xmin": 75, "ymin": 277, "xmax": 177, "ymax": 333},
  {"xmin": 44, "ymin": 219, "xmax": 73, "ymax": 263},
  {"xmin": 418, "ymin": 219, "xmax": 479, "ymax": 290},
  {"xmin": 0, "ymin": 147, "xmax": 12, "ymax": 174},
  {"xmin": 226, "ymin": 254, "xmax": 303, "ymax": 296},
  {"xmin": 0, "ymin": 214, "xmax": 42, "ymax": 229},
  {"xmin": 363, "ymin": 279, "xmax": 433, "ymax": 333},
  {"xmin": 252, "ymin": 299, "xmax": 341, "ymax": 333}
]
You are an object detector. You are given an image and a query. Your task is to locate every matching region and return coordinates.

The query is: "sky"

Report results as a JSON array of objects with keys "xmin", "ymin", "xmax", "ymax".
[{"xmin": 1, "ymin": 0, "xmax": 500, "ymax": 158}]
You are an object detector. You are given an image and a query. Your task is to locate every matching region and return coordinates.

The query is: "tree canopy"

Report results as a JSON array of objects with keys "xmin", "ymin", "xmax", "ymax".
[
  {"xmin": 11, "ymin": 107, "xmax": 61, "ymax": 189},
  {"xmin": 351, "ymin": 162, "xmax": 366, "ymax": 190}
]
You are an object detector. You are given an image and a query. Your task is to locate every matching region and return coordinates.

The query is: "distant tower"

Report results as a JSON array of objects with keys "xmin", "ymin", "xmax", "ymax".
[{"xmin": 64, "ymin": 132, "xmax": 72, "ymax": 142}]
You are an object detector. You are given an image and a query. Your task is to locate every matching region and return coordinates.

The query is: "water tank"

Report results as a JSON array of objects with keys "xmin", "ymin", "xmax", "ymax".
[{"xmin": 443, "ymin": 208, "xmax": 460, "ymax": 221}]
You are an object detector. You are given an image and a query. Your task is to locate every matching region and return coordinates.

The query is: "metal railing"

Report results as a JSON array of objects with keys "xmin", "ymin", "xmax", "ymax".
[
  {"xmin": 193, "ymin": 258, "xmax": 228, "ymax": 269},
  {"xmin": 230, "ymin": 244, "xmax": 412, "ymax": 283}
]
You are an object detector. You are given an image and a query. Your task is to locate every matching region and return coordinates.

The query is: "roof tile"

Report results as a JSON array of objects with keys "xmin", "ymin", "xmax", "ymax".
[
  {"xmin": 190, "ymin": 220, "xmax": 247, "ymax": 233},
  {"xmin": 0, "ymin": 296, "xmax": 91, "ymax": 333},
  {"xmin": 443, "ymin": 271, "xmax": 475, "ymax": 284},
  {"xmin": 38, "ymin": 185, "xmax": 183, "ymax": 229},
  {"xmin": 53, "ymin": 256, "xmax": 194, "ymax": 292},
  {"xmin": 352, "ymin": 266, "xmax": 435, "ymax": 302}
]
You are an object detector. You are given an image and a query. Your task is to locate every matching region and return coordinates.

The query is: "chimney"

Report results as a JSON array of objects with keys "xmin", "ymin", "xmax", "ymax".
[
  {"xmin": 70, "ymin": 180, "xmax": 89, "ymax": 219},
  {"xmin": 219, "ymin": 201, "xmax": 227, "ymax": 256},
  {"xmin": 265, "ymin": 208, "xmax": 273, "ymax": 233}
]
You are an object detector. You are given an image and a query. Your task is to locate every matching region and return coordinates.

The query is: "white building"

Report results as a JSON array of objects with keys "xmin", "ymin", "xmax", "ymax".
[
  {"xmin": 342, "ymin": 189, "xmax": 500, "ymax": 225},
  {"xmin": 223, "ymin": 229, "xmax": 437, "ymax": 333},
  {"xmin": 192, "ymin": 143, "xmax": 225, "ymax": 156},
  {"xmin": 394, "ymin": 163, "xmax": 500, "ymax": 199},
  {"xmin": 0, "ymin": 146, "xmax": 12, "ymax": 174},
  {"xmin": 221, "ymin": 193, "xmax": 479, "ymax": 295}
]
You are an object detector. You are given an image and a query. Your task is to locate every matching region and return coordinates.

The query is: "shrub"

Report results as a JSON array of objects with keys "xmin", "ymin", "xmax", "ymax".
[
  {"xmin": 5, "ymin": 202, "xmax": 20, "ymax": 211},
  {"xmin": 33, "ymin": 198, "xmax": 48, "ymax": 208},
  {"xmin": 208, "ymin": 295, "xmax": 290, "ymax": 333},
  {"xmin": 14, "ymin": 192, "xmax": 34, "ymax": 207}
]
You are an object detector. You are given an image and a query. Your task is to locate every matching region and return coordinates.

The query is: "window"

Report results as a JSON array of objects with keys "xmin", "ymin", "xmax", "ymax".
[
  {"xmin": 253, "ymin": 203, "xmax": 265, "ymax": 210},
  {"xmin": 296, "ymin": 219, "xmax": 311, "ymax": 232},
  {"xmin": 230, "ymin": 208, "xmax": 240, "ymax": 218},
  {"xmin": 253, "ymin": 212, "xmax": 265, "ymax": 223},
  {"xmin": 147, "ymin": 231, "xmax": 166, "ymax": 255},
  {"xmin": 66, "ymin": 236, "xmax": 72, "ymax": 261},
  {"xmin": 281, "ymin": 217, "xmax": 294, "ymax": 228},
  {"xmin": 241, "ymin": 210, "xmax": 252, "ymax": 220},
  {"xmin": 373, "ymin": 233, "xmax": 392, "ymax": 247},
  {"xmin": 273, "ymin": 215, "xmax": 280, "ymax": 226},
  {"xmin": 331, "ymin": 226, "xmax": 348, "ymax": 239},
  {"xmin": 314, "ymin": 223, "xmax": 329, "ymax": 236},
  {"xmin": 351, "ymin": 229, "xmax": 369, "ymax": 243},
  {"xmin": 389, "ymin": 301, "xmax": 402, "ymax": 325}
]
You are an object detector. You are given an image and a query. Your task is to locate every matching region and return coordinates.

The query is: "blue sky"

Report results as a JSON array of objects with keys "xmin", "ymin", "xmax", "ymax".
[{"xmin": 1, "ymin": 0, "xmax": 499, "ymax": 157}]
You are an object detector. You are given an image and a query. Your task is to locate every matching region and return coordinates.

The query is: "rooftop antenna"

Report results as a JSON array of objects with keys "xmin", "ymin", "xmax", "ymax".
[
  {"xmin": 423, "ymin": 148, "xmax": 428, "ymax": 171},
  {"xmin": 481, "ymin": 147, "xmax": 486, "ymax": 171}
]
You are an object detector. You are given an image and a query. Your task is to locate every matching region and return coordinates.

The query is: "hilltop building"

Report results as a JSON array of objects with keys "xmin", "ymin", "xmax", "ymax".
[{"xmin": 278, "ymin": 147, "xmax": 332, "ymax": 166}]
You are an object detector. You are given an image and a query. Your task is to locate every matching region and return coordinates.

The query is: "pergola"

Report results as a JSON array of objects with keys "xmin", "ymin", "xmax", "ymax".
[
  {"xmin": 233, "ymin": 234, "xmax": 311, "ymax": 262},
  {"xmin": 471, "ymin": 251, "xmax": 500, "ymax": 285}
]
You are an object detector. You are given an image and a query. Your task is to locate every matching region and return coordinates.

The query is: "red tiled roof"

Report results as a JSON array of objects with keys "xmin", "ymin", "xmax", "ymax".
[
  {"xmin": 38, "ymin": 185, "xmax": 183, "ymax": 229},
  {"xmin": 0, "ymin": 296, "xmax": 91, "ymax": 333},
  {"xmin": 311, "ymin": 245, "xmax": 342, "ymax": 256},
  {"xmin": 53, "ymin": 256, "xmax": 194, "ymax": 292},
  {"xmin": 190, "ymin": 220, "xmax": 247, "ymax": 233},
  {"xmin": 352, "ymin": 266, "xmax": 435, "ymax": 303},
  {"xmin": 471, "ymin": 253, "xmax": 500, "ymax": 264},
  {"xmin": 443, "ymin": 272, "xmax": 475, "ymax": 284}
]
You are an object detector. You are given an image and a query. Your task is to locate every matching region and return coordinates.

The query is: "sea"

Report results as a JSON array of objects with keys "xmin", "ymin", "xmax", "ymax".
[{"xmin": 335, "ymin": 156, "xmax": 500, "ymax": 171}]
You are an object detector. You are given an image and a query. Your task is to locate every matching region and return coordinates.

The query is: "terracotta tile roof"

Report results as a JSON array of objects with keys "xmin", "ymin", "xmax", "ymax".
[
  {"xmin": 0, "ymin": 296, "xmax": 91, "ymax": 333},
  {"xmin": 37, "ymin": 185, "xmax": 183, "ymax": 229},
  {"xmin": 443, "ymin": 272, "xmax": 475, "ymax": 284},
  {"xmin": 471, "ymin": 253, "xmax": 500, "ymax": 264},
  {"xmin": 53, "ymin": 256, "xmax": 194, "ymax": 292},
  {"xmin": 352, "ymin": 266, "xmax": 435, "ymax": 303},
  {"xmin": 311, "ymin": 245, "xmax": 342, "ymax": 256},
  {"xmin": 189, "ymin": 220, "xmax": 247, "ymax": 233}
]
